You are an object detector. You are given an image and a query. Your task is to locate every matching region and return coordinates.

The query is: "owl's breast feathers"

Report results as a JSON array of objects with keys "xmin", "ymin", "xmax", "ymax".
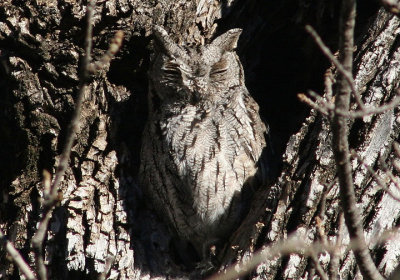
[{"xmin": 156, "ymin": 87, "xmax": 266, "ymax": 224}]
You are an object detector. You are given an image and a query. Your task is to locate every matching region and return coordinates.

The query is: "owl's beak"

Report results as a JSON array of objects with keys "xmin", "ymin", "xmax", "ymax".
[{"xmin": 185, "ymin": 77, "xmax": 208, "ymax": 104}]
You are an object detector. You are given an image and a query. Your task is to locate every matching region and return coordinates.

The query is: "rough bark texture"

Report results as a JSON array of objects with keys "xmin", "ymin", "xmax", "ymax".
[{"xmin": 0, "ymin": 0, "xmax": 400, "ymax": 279}]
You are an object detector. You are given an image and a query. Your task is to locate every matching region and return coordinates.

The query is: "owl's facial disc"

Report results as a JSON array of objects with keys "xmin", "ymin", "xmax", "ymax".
[{"xmin": 153, "ymin": 26, "xmax": 243, "ymax": 104}]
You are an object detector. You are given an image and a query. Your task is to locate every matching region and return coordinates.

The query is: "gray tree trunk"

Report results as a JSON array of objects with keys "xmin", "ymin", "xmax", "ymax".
[{"xmin": 0, "ymin": 1, "xmax": 399, "ymax": 279}]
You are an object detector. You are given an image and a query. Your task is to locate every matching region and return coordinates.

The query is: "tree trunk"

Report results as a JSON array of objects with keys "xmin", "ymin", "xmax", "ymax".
[{"xmin": 1, "ymin": 1, "xmax": 400, "ymax": 279}]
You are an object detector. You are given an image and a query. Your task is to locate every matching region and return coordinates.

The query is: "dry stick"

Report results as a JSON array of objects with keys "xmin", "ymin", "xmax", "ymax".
[
  {"xmin": 305, "ymin": 25, "xmax": 400, "ymax": 118},
  {"xmin": 386, "ymin": 170, "xmax": 400, "ymax": 193},
  {"xmin": 298, "ymin": 93, "xmax": 330, "ymax": 115},
  {"xmin": 316, "ymin": 216, "xmax": 328, "ymax": 247},
  {"xmin": 378, "ymin": 156, "xmax": 400, "ymax": 197},
  {"xmin": 0, "ymin": 229, "xmax": 36, "ymax": 280},
  {"xmin": 299, "ymin": 90, "xmax": 333, "ymax": 115},
  {"xmin": 324, "ymin": 69, "xmax": 334, "ymax": 102},
  {"xmin": 208, "ymin": 226, "xmax": 400, "ymax": 280},
  {"xmin": 328, "ymin": 213, "xmax": 344, "ymax": 279},
  {"xmin": 207, "ymin": 235, "xmax": 327, "ymax": 280},
  {"xmin": 300, "ymin": 80, "xmax": 400, "ymax": 120},
  {"xmin": 88, "ymin": 30, "xmax": 124, "ymax": 74},
  {"xmin": 332, "ymin": 0, "xmax": 384, "ymax": 279},
  {"xmin": 305, "ymin": 25, "xmax": 366, "ymax": 111},
  {"xmin": 344, "ymin": 95, "xmax": 400, "ymax": 118},
  {"xmin": 312, "ymin": 186, "xmax": 330, "ymax": 280},
  {"xmin": 310, "ymin": 249, "xmax": 329, "ymax": 280},
  {"xmin": 299, "ymin": 89, "xmax": 400, "ymax": 118},
  {"xmin": 30, "ymin": 1, "xmax": 96, "ymax": 279},
  {"xmin": 352, "ymin": 150, "xmax": 400, "ymax": 202}
]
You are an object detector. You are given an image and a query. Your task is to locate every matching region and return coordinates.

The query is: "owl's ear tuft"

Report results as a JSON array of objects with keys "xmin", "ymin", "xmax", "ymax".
[
  {"xmin": 153, "ymin": 26, "xmax": 188, "ymax": 60},
  {"xmin": 211, "ymin": 28, "xmax": 242, "ymax": 52},
  {"xmin": 153, "ymin": 26, "xmax": 174, "ymax": 55}
]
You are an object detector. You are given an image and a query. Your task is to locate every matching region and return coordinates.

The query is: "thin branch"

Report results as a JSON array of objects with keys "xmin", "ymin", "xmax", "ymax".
[
  {"xmin": 352, "ymin": 150, "xmax": 400, "ymax": 202},
  {"xmin": 306, "ymin": 24, "xmax": 400, "ymax": 117},
  {"xmin": 375, "ymin": 149, "xmax": 400, "ymax": 193},
  {"xmin": 209, "ymin": 227, "xmax": 400, "ymax": 280},
  {"xmin": 329, "ymin": 213, "xmax": 344, "ymax": 279},
  {"xmin": 305, "ymin": 25, "xmax": 366, "ymax": 111},
  {"xmin": 0, "ymin": 229, "xmax": 36, "ymax": 280},
  {"xmin": 88, "ymin": 30, "xmax": 124, "ymax": 74},
  {"xmin": 316, "ymin": 216, "xmax": 328, "ymax": 247},
  {"xmin": 310, "ymin": 249, "xmax": 329, "ymax": 280},
  {"xmin": 299, "ymin": 89, "xmax": 400, "ymax": 119},
  {"xmin": 31, "ymin": 1, "xmax": 96, "ymax": 279},
  {"xmin": 298, "ymin": 92, "xmax": 330, "ymax": 115},
  {"xmin": 343, "ymin": 94, "xmax": 400, "ymax": 118},
  {"xmin": 324, "ymin": 69, "xmax": 334, "ymax": 102},
  {"xmin": 332, "ymin": 0, "xmax": 384, "ymax": 279},
  {"xmin": 208, "ymin": 234, "xmax": 325, "ymax": 280},
  {"xmin": 31, "ymin": 171, "xmax": 52, "ymax": 280},
  {"xmin": 386, "ymin": 169, "xmax": 400, "ymax": 192}
]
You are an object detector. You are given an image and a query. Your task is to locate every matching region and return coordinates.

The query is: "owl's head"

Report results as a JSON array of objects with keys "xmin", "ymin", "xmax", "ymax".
[{"xmin": 150, "ymin": 26, "xmax": 244, "ymax": 106}]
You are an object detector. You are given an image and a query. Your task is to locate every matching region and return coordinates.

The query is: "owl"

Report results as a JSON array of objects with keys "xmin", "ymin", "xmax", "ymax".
[{"xmin": 139, "ymin": 26, "xmax": 268, "ymax": 260}]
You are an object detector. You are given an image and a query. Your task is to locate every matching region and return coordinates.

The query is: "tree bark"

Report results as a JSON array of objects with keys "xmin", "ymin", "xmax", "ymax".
[{"xmin": 0, "ymin": 1, "xmax": 400, "ymax": 279}]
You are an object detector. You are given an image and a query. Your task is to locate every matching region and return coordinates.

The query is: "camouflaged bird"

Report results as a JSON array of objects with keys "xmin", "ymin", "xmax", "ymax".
[{"xmin": 139, "ymin": 26, "xmax": 268, "ymax": 258}]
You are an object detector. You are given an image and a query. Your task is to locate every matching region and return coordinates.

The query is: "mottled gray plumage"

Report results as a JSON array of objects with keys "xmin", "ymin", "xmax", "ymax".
[{"xmin": 140, "ymin": 26, "xmax": 267, "ymax": 257}]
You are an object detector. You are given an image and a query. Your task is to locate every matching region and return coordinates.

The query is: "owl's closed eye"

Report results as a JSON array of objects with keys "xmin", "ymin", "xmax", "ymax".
[{"xmin": 210, "ymin": 58, "xmax": 229, "ymax": 80}]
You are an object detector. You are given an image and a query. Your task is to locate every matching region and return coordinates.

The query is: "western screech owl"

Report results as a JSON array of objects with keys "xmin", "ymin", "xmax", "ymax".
[{"xmin": 140, "ymin": 26, "xmax": 267, "ymax": 258}]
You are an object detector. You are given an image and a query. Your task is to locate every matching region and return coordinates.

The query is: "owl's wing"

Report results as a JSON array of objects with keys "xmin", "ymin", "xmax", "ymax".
[{"xmin": 241, "ymin": 93, "xmax": 274, "ymax": 188}]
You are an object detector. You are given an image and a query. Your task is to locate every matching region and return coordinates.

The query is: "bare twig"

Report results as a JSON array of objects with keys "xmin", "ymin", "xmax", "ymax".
[
  {"xmin": 313, "ymin": 186, "xmax": 332, "ymax": 280},
  {"xmin": 299, "ymin": 89, "xmax": 400, "ymax": 119},
  {"xmin": 208, "ymin": 234, "xmax": 325, "ymax": 280},
  {"xmin": 316, "ymin": 216, "xmax": 328, "ymax": 246},
  {"xmin": 305, "ymin": 25, "xmax": 366, "ymax": 111},
  {"xmin": 352, "ymin": 150, "xmax": 400, "ymax": 202},
  {"xmin": 310, "ymin": 249, "xmax": 329, "ymax": 280},
  {"xmin": 343, "ymin": 93, "xmax": 400, "ymax": 118},
  {"xmin": 324, "ymin": 69, "xmax": 334, "ymax": 102},
  {"xmin": 31, "ymin": 171, "xmax": 53, "ymax": 280},
  {"xmin": 386, "ymin": 170, "xmax": 400, "ymax": 192},
  {"xmin": 31, "ymin": 1, "xmax": 96, "ymax": 279},
  {"xmin": 298, "ymin": 92, "xmax": 330, "ymax": 115},
  {"xmin": 304, "ymin": 24, "xmax": 400, "ymax": 118},
  {"xmin": 209, "ymin": 226, "xmax": 400, "ymax": 280},
  {"xmin": 331, "ymin": 0, "xmax": 384, "ymax": 279},
  {"xmin": 88, "ymin": 30, "xmax": 124, "ymax": 74},
  {"xmin": 0, "ymin": 229, "xmax": 36, "ymax": 280},
  {"xmin": 328, "ymin": 213, "xmax": 344, "ymax": 279}
]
